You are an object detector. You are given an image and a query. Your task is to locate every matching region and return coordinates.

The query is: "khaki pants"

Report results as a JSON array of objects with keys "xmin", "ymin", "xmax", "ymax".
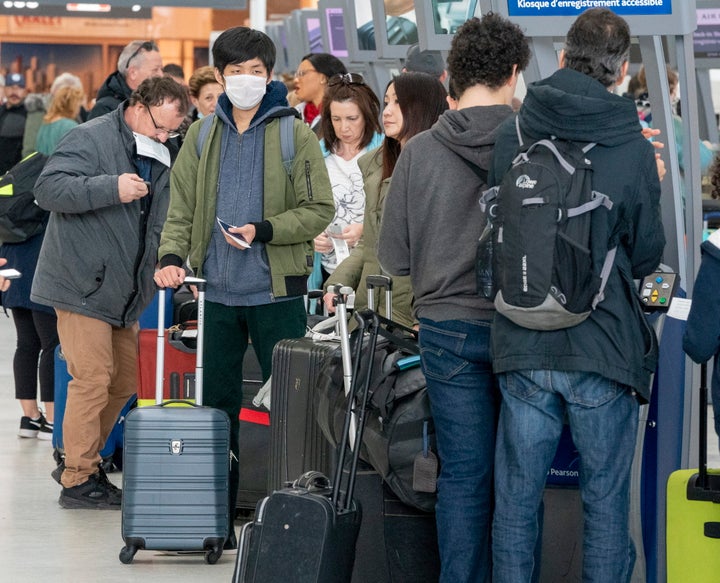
[{"xmin": 56, "ymin": 309, "xmax": 138, "ymax": 488}]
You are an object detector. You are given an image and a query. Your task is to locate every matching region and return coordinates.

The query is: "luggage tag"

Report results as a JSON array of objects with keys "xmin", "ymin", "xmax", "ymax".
[{"xmin": 413, "ymin": 420, "xmax": 438, "ymax": 493}]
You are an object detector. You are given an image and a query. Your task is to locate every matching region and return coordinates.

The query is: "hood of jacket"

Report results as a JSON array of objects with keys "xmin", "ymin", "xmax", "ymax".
[
  {"xmin": 431, "ymin": 105, "xmax": 514, "ymax": 171},
  {"xmin": 215, "ymin": 79, "xmax": 298, "ymax": 130},
  {"xmin": 96, "ymin": 70, "xmax": 132, "ymax": 103},
  {"xmin": 518, "ymin": 68, "xmax": 641, "ymax": 147}
]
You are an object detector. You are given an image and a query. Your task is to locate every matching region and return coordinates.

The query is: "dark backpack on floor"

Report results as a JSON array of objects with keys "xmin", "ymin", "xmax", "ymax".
[
  {"xmin": 480, "ymin": 118, "xmax": 616, "ymax": 331},
  {"xmin": 0, "ymin": 151, "xmax": 49, "ymax": 244}
]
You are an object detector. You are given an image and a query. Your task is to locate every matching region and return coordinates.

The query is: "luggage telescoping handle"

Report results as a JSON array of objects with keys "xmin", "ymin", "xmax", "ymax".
[
  {"xmin": 155, "ymin": 277, "xmax": 207, "ymax": 406},
  {"xmin": 698, "ymin": 361, "xmax": 709, "ymax": 490},
  {"xmin": 331, "ymin": 309, "xmax": 379, "ymax": 512},
  {"xmin": 366, "ymin": 275, "xmax": 392, "ymax": 320},
  {"xmin": 328, "ymin": 284, "xmax": 354, "ymax": 397}
]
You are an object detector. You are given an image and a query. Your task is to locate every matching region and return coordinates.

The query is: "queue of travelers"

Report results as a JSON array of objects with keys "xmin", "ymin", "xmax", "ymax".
[{"xmin": 0, "ymin": 8, "xmax": 705, "ymax": 580}]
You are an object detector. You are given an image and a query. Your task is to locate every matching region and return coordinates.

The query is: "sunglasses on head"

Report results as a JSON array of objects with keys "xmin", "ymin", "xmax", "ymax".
[
  {"xmin": 126, "ymin": 41, "xmax": 159, "ymax": 70},
  {"xmin": 328, "ymin": 73, "xmax": 366, "ymax": 87}
]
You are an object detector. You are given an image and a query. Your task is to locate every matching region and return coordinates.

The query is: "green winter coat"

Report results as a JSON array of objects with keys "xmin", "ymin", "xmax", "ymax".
[{"xmin": 159, "ymin": 112, "xmax": 334, "ymax": 299}]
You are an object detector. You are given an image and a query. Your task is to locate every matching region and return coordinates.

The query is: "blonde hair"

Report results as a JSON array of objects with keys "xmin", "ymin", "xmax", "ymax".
[{"xmin": 43, "ymin": 86, "xmax": 85, "ymax": 122}]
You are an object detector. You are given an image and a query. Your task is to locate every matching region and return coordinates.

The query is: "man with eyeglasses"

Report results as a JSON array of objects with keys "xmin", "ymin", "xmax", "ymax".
[
  {"xmin": 31, "ymin": 77, "xmax": 189, "ymax": 510},
  {"xmin": 88, "ymin": 40, "xmax": 163, "ymax": 120}
]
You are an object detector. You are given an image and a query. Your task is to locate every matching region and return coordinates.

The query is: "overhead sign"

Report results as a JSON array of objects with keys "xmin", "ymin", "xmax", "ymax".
[
  {"xmin": 507, "ymin": 0, "xmax": 673, "ymax": 17},
  {"xmin": 494, "ymin": 0, "xmax": 695, "ymax": 36}
]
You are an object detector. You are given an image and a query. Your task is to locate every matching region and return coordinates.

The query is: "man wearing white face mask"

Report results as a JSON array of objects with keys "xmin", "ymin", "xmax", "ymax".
[{"xmin": 154, "ymin": 26, "xmax": 334, "ymax": 548}]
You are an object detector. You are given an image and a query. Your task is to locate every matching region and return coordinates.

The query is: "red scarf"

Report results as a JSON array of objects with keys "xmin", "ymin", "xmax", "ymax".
[{"xmin": 303, "ymin": 102, "xmax": 320, "ymax": 125}]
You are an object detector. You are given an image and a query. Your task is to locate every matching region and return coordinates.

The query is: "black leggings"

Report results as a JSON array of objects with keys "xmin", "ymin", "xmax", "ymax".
[{"xmin": 12, "ymin": 308, "xmax": 59, "ymax": 402}]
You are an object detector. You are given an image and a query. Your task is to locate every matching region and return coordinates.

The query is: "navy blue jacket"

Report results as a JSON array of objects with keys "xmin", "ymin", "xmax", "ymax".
[
  {"xmin": 491, "ymin": 68, "xmax": 665, "ymax": 401},
  {"xmin": 684, "ymin": 232, "xmax": 720, "ymax": 394}
]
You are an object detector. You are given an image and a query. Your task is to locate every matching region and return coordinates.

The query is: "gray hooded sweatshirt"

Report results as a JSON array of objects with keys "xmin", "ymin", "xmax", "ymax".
[{"xmin": 378, "ymin": 105, "xmax": 514, "ymax": 322}]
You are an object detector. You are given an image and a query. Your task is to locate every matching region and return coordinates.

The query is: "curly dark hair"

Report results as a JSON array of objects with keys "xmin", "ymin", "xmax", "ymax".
[
  {"xmin": 447, "ymin": 13, "xmax": 530, "ymax": 97},
  {"xmin": 128, "ymin": 76, "xmax": 190, "ymax": 116}
]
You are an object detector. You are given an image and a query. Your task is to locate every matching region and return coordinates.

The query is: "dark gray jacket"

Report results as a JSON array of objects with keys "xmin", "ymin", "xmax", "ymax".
[
  {"xmin": 491, "ymin": 68, "xmax": 665, "ymax": 400},
  {"xmin": 378, "ymin": 105, "xmax": 514, "ymax": 323},
  {"xmin": 31, "ymin": 106, "xmax": 176, "ymax": 327}
]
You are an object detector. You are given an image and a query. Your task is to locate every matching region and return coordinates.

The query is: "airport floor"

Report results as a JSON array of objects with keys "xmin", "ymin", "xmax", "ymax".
[
  {"xmin": 1, "ymin": 311, "xmax": 719, "ymax": 583},
  {"xmin": 0, "ymin": 314, "xmax": 238, "ymax": 583}
]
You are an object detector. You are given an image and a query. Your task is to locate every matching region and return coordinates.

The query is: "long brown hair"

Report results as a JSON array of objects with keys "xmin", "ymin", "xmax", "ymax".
[
  {"xmin": 320, "ymin": 74, "xmax": 381, "ymax": 153},
  {"xmin": 381, "ymin": 73, "xmax": 448, "ymax": 180}
]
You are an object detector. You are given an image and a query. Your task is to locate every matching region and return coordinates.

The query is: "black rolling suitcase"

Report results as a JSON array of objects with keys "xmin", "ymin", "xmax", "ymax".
[
  {"xmin": 268, "ymin": 336, "xmax": 336, "ymax": 491},
  {"xmin": 119, "ymin": 278, "xmax": 231, "ymax": 565},
  {"xmin": 233, "ymin": 289, "xmax": 376, "ymax": 583}
]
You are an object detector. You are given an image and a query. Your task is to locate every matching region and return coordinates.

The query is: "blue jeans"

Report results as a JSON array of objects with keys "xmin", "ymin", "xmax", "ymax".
[
  {"xmin": 418, "ymin": 318, "xmax": 498, "ymax": 583},
  {"xmin": 492, "ymin": 370, "xmax": 638, "ymax": 583}
]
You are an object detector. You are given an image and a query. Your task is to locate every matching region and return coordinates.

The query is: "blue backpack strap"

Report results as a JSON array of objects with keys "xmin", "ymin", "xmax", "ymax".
[
  {"xmin": 195, "ymin": 114, "xmax": 215, "ymax": 158},
  {"xmin": 280, "ymin": 115, "xmax": 295, "ymax": 179}
]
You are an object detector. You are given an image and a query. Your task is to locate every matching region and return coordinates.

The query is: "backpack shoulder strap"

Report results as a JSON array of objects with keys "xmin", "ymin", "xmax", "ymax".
[
  {"xmin": 195, "ymin": 114, "xmax": 215, "ymax": 158},
  {"xmin": 280, "ymin": 115, "xmax": 296, "ymax": 179}
]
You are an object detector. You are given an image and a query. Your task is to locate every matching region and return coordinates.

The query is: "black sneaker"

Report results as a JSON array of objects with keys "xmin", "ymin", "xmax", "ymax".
[
  {"xmin": 37, "ymin": 419, "xmax": 53, "ymax": 441},
  {"xmin": 97, "ymin": 466, "xmax": 122, "ymax": 500},
  {"xmin": 58, "ymin": 473, "xmax": 122, "ymax": 510},
  {"xmin": 18, "ymin": 413, "xmax": 47, "ymax": 438},
  {"xmin": 51, "ymin": 460, "xmax": 65, "ymax": 485}
]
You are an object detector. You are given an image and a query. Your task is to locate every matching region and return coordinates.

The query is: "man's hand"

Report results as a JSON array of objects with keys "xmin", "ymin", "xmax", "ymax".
[
  {"xmin": 118, "ymin": 173, "xmax": 150, "ymax": 203},
  {"xmin": 154, "ymin": 265, "xmax": 187, "ymax": 289},
  {"xmin": 224, "ymin": 223, "xmax": 256, "ymax": 250}
]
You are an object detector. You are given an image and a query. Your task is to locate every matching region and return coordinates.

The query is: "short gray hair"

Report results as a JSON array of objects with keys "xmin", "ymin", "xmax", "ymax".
[{"xmin": 117, "ymin": 40, "xmax": 159, "ymax": 76}]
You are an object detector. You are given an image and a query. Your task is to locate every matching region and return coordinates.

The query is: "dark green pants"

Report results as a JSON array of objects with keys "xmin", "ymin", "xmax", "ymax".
[{"xmin": 203, "ymin": 298, "xmax": 307, "ymax": 533}]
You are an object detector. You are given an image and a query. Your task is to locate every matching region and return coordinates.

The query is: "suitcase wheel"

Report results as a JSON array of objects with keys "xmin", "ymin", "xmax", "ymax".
[
  {"xmin": 204, "ymin": 547, "xmax": 222, "ymax": 565},
  {"xmin": 119, "ymin": 545, "xmax": 137, "ymax": 564}
]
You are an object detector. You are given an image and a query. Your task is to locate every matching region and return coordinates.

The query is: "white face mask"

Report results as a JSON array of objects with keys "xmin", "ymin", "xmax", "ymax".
[{"xmin": 224, "ymin": 74, "xmax": 267, "ymax": 111}]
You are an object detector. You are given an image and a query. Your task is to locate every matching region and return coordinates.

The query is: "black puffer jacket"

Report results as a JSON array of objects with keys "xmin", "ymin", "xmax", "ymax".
[
  {"xmin": 88, "ymin": 71, "xmax": 132, "ymax": 120},
  {"xmin": 490, "ymin": 68, "xmax": 665, "ymax": 401}
]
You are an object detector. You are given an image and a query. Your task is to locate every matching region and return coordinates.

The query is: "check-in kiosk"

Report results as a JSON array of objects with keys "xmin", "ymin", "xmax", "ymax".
[
  {"xmin": 266, "ymin": 21, "xmax": 290, "ymax": 75},
  {"xmin": 318, "ymin": 0, "xmax": 350, "ymax": 61},
  {"xmin": 492, "ymin": 2, "xmax": 699, "ymax": 583},
  {"xmin": 284, "ymin": 11, "xmax": 307, "ymax": 73},
  {"xmin": 297, "ymin": 9, "xmax": 324, "ymax": 55},
  {"xmin": 693, "ymin": 1, "xmax": 720, "ymax": 144}
]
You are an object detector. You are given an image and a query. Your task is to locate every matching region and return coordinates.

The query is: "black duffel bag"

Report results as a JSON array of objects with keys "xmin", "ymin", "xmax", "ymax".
[{"xmin": 315, "ymin": 311, "xmax": 438, "ymax": 512}]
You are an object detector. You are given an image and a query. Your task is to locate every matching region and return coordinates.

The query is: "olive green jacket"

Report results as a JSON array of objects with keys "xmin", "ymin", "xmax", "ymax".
[{"xmin": 159, "ymin": 112, "xmax": 334, "ymax": 299}]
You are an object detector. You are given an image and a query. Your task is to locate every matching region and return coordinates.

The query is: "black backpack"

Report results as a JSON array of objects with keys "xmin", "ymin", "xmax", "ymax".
[
  {"xmin": 480, "ymin": 118, "xmax": 616, "ymax": 331},
  {"xmin": 0, "ymin": 151, "xmax": 49, "ymax": 244}
]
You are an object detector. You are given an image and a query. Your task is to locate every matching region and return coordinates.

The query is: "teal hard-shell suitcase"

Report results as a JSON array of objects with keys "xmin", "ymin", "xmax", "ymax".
[{"xmin": 119, "ymin": 280, "xmax": 231, "ymax": 565}]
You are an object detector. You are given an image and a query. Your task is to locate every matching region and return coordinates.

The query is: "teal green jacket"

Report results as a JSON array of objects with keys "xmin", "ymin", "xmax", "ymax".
[{"xmin": 159, "ymin": 112, "xmax": 335, "ymax": 299}]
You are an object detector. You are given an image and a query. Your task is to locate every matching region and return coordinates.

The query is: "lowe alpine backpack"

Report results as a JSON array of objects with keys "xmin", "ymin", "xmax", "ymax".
[
  {"xmin": 0, "ymin": 151, "xmax": 49, "ymax": 244},
  {"xmin": 480, "ymin": 118, "xmax": 616, "ymax": 331}
]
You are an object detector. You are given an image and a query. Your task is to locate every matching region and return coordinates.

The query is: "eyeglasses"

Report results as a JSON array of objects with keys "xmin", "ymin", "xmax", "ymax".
[
  {"xmin": 145, "ymin": 105, "xmax": 180, "ymax": 139},
  {"xmin": 328, "ymin": 73, "xmax": 366, "ymax": 87},
  {"xmin": 126, "ymin": 41, "xmax": 159, "ymax": 71},
  {"xmin": 294, "ymin": 68, "xmax": 319, "ymax": 78}
]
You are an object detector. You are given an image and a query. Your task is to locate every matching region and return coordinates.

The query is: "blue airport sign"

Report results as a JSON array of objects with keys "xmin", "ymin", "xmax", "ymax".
[{"xmin": 507, "ymin": 0, "xmax": 672, "ymax": 17}]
